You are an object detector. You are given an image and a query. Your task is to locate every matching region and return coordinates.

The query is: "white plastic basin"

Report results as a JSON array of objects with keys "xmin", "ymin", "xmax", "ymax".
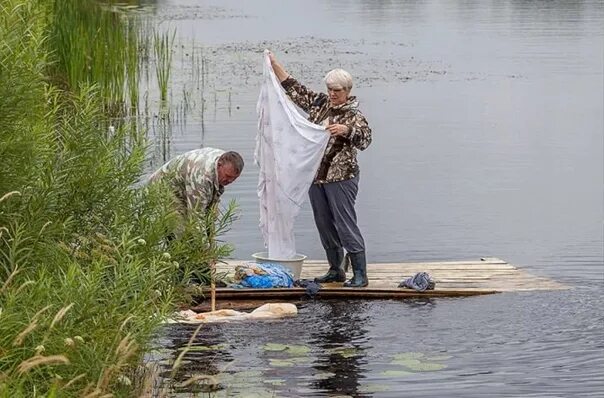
[{"xmin": 251, "ymin": 252, "xmax": 307, "ymax": 280}]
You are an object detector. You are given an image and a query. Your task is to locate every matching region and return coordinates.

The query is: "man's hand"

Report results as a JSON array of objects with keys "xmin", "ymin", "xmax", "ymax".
[{"xmin": 326, "ymin": 124, "xmax": 349, "ymax": 136}]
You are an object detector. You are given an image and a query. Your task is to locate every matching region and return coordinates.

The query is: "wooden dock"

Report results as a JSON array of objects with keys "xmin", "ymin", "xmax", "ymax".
[{"xmin": 194, "ymin": 257, "xmax": 567, "ymax": 310}]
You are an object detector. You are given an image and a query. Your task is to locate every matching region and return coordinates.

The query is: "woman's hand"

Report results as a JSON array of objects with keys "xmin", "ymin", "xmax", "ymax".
[
  {"xmin": 267, "ymin": 51, "xmax": 276, "ymax": 64},
  {"xmin": 267, "ymin": 50, "xmax": 289, "ymax": 82},
  {"xmin": 326, "ymin": 124, "xmax": 350, "ymax": 136}
]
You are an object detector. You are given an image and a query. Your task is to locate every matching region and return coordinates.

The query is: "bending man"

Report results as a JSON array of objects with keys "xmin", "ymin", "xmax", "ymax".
[{"xmin": 149, "ymin": 147, "xmax": 244, "ymax": 221}]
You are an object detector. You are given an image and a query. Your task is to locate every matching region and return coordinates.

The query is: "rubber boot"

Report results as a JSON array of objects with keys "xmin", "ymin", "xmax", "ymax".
[
  {"xmin": 315, "ymin": 248, "xmax": 346, "ymax": 283},
  {"xmin": 343, "ymin": 251, "xmax": 368, "ymax": 288}
]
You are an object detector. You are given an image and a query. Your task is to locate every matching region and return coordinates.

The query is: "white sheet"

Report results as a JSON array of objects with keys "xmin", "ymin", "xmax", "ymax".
[{"xmin": 255, "ymin": 50, "xmax": 330, "ymax": 259}]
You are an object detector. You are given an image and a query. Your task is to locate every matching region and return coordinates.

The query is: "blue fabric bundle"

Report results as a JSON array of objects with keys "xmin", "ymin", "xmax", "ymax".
[
  {"xmin": 398, "ymin": 272, "xmax": 436, "ymax": 292},
  {"xmin": 233, "ymin": 262, "xmax": 294, "ymax": 289}
]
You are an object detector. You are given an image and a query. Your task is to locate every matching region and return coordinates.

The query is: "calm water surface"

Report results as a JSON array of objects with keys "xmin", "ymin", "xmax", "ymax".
[{"xmin": 140, "ymin": 0, "xmax": 603, "ymax": 396}]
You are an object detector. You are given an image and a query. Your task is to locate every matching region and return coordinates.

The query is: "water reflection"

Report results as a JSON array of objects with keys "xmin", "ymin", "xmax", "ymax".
[{"xmin": 310, "ymin": 301, "xmax": 370, "ymax": 396}]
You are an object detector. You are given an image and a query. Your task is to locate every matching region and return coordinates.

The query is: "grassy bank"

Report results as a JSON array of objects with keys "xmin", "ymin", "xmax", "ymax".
[{"xmin": 0, "ymin": 1, "xmax": 232, "ymax": 396}]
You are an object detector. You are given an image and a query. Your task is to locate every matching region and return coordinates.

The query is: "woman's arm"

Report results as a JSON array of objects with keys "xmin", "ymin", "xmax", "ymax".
[
  {"xmin": 268, "ymin": 51, "xmax": 323, "ymax": 113},
  {"xmin": 325, "ymin": 111, "xmax": 372, "ymax": 150},
  {"xmin": 268, "ymin": 52, "xmax": 289, "ymax": 82},
  {"xmin": 348, "ymin": 112, "xmax": 372, "ymax": 150}
]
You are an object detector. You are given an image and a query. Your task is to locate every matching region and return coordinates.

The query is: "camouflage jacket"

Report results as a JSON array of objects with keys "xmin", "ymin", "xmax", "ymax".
[
  {"xmin": 148, "ymin": 147, "xmax": 225, "ymax": 214},
  {"xmin": 281, "ymin": 76, "xmax": 372, "ymax": 183}
]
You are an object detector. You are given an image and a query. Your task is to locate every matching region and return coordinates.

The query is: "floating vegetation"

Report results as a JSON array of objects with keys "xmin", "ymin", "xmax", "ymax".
[
  {"xmin": 358, "ymin": 383, "xmax": 393, "ymax": 393},
  {"xmin": 262, "ymin": 343, "xmax": 313, "ymax": 369},
  {"xmin": 328, "ymin": 346, "xmax": 360, "ymax": 358},
  {"xmin": 263, "ymin": 343, "xmax": 311, "ymax": 356},
  {"xmin": 232, "ymin": 370, "xmax": 263, "ymax": 378},
  {"xmin": 296, "ymin": 372, "xmax": 336, "ymax": 381},
  {"xmin": 391, "ymin": 359, "xmax": 447, "ymax": 372},
  {"xmin": 269, "ymin": 356, "xmax": 312, "ymax": 368},
  {"xmin": 263, "ymin": 378, "xmax": 286, "ymax": 386},
  {"xmin": 387, "ymin": 352, "xmax": 449, "ymax": 374},
  {"xmin": 392, "ymin": 352, "xmax": 425, "ymax": 361},
  {"xmin": 178, "ymin": 343, "xmax": 227, "ymax": 351},
  {"xmin": 426, "ymin": 355, "xmax": 453, "ymax": 361},
  {"xmin": 381, "ymin": 370, "xmax": 414, "ymax": 377},
  {"xmin": 269, "ymin": 359, "xmax": 295, "ymax": 368}
]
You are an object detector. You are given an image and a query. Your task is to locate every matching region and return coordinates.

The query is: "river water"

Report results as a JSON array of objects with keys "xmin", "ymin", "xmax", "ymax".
[{"xmin": 140, "ymin": 0, "xmax": 604, "ymax": 396}]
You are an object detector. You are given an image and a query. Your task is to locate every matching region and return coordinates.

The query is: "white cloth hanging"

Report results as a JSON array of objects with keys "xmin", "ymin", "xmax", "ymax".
[{"xmin": 255, "ymin": 50, "xmax": 330, "ymax": 259}]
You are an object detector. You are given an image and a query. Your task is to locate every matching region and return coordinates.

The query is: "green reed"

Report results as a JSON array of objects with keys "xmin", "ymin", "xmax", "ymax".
[
  {"xmin": 46, "ymin": 0, "xmax": 142, "ymax": 115},
  {"xmin": 153, "ymin": 30, "xmax": 175, "ymax": 103}
]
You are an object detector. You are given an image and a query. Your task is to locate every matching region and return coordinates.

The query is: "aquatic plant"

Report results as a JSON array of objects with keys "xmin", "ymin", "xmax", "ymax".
[
  {"xmin": 46, "ymin": 0, "xmax": 142, "ymax": 115},
  {"xmin": 153, "ymin": 29, "xmax": 175, "ymax": 103}
]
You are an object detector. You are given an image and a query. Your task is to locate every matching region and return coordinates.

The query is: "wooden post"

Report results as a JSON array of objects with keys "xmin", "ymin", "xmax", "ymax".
[{"xmin": 210, "ymin": 260, "xmax": 216, "ymax": 312}]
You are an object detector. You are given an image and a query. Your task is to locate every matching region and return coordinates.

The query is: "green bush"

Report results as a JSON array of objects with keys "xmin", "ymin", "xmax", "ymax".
[{"xmin": 0, "ymin": 1, "xmax": 235, "ymax": 396}]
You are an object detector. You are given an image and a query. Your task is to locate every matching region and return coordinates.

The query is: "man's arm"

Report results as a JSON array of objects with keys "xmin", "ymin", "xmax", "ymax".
[{"xmin": 185, "ymin": 176, "xmax": 214, "ymax": 215}]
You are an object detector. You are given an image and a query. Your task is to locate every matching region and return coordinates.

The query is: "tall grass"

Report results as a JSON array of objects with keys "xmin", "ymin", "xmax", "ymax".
[
  {"xmin": 46, "ymin": 0, "xmax": 141, "ymax": 115},
  {"xmin": 153, "ymin": 30, "xmax": 174, "ymax": 104},
  {"xmin": 0, "ymin": 0, "xmax": 236, "ymax": 396}
]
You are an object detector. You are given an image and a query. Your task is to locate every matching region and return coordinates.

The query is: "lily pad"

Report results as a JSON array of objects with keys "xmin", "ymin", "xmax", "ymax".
[
  {"xmin": 289, "ymin": 356, "xmax": 312, "ymax": 364},
  {"xmin": 263, "ymin": 343, "xmax": 310, "ymax": 356},
  {"xmin": 269, "ymin": 359, "xmax": 294, "ymax": 367},
  {"xmin": 358, "ymin": 383, "xmax": 392, "ymax": 393},
  {"xmin": 392, "ymin": 358, "xmax": 447, "ymax": 372},
  {"xmin": 233, "ymin": 370, "xmax": 263, "ymax": 378},
  {"xmin": 181, "ymin": 344, "xmax": 226, "ymax": 352},
  {"xmin": 329, "ymin": 347, "xmax": 359, "ymax": 358},
  {"xmin": 225, "ymin": 387, "xmax": 279, "ymax": 398},
  {"xmin": 263, "ymin": 378, "xmax": 286, "ymax": 386},
  {"xmin": 392, "ymin": 352, "xmax": 425, "ymax": 361},
  {"xmin": 409, "ymin": 362, "xmax": 447, "ymax": 372},
  {"xmin": 264, "ymin": 343, "xmax": 289, "ymax": 352},
  {"xmin": 296, "ymin": 372, "xmax": 336, "ymax": 380},
  {"xmin": 426, "ymin": 355, "xmax": 452, "ymax": 361},
  {"xmin": 285, "ymin": 345, "xmax": 311, "ymax": 356},
  {"xmin": 381, "ymin": 370, "xmax": 414, "ymax": 377}
]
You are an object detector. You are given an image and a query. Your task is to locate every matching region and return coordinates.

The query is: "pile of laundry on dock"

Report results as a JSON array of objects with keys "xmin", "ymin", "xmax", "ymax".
[{"xmin": 230, "ymin": 262, "xmax": 295, "ymax": 288}]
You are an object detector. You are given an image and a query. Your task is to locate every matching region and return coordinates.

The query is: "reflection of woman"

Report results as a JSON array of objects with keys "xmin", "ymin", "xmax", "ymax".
[
  {"xmin": 310, "ymin": 301, "xmax": 368, "ymax": 395},
  {"xmin": 269, "ymin": 51, "xmax": 372, "ymax": 288}
]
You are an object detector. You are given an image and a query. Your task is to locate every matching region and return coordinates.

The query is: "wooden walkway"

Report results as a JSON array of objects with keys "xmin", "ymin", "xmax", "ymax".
[{"xmin": 194, "ymin": 257, "xmax": 567, "ymax": 310}]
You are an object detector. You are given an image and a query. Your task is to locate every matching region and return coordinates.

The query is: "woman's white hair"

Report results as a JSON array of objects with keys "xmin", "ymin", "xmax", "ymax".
[{"xmin": 324, "ymin": 68, "xmax": 353, "ymax": 91}]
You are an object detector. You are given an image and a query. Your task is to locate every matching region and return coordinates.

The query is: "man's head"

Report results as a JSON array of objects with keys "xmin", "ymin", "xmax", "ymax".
[{"xmin": 216, "ymin": 151, "xmax": 244, "ymax": 186}]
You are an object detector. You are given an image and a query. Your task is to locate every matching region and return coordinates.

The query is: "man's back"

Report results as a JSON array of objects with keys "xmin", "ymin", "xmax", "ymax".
[{"xmin": 149, "ymin": 147, "xmax": 225, "ymax": 213}]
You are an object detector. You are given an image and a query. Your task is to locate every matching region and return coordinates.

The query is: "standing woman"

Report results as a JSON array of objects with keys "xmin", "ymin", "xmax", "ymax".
[{"xmin": 269, "ymin": 52, "xmax": 372, "ymax": 288}]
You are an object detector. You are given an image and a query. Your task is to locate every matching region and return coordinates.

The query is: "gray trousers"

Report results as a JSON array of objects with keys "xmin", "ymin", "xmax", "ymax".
[{"xmin": 308, "ymin": 175, "xmax": 365, "ymax": 253}]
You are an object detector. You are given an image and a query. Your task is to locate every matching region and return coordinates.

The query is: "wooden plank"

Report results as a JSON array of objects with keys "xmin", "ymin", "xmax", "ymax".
[
  {"xmin": 198, "ymin": 258, "xmax": 569, "ymax": 304},
  {"xmin": 201, "ymin": 287, "xmax": 497, "ymax": 299},
  {"xmin": 226, "ymin": 257, "xmax": 509, "ymax": 266},
  {"xmin": 221, "ymin": 262, "xmax": 516, "ymax": 270}
]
